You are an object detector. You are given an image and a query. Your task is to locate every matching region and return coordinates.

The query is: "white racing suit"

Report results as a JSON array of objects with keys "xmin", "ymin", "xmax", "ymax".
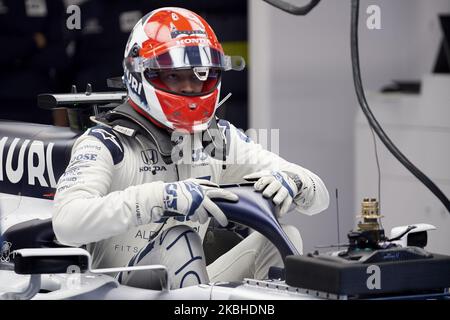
[{"xmin": 53, "ymin": 117, "xmax": 329, "ymax": 289}]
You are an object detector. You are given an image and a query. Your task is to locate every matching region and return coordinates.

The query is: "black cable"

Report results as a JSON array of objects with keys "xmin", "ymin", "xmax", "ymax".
[
  {"xmin": 335, "ymin": 188, "xmax": 341, "ymax": 251},
  {"xmin": 351, "ymin": 0, "xmax": 450, "ymax": 213},
  {"xmin": 262, "ymin": 0, "xmax": 321, "ymax": 16},
  {"xmin": 369, "ymin": 128, "xmax": 381, "ymax": 206},
  {"xmin": 369, "ymin": 127, "xmax": 384, "ymax": 230}
]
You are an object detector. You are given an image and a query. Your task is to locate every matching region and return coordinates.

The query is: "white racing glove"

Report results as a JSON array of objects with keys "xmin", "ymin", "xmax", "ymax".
[
  {"xmin": 157, "ymin": 179, "xmax": 238, "ymax": 227},
  {"xmin": 243, "ymin": 171, "xmax": 301, "ymax": 217}
]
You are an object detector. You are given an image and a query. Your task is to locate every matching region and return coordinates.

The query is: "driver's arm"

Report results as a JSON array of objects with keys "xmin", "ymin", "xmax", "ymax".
[
  {"xmin": 218, "ymin": 120, "xmax": 329, "ymax": 215},
  {"xmin": 52, "ymin": 132, "xmax": 162, "ymax": 247}
]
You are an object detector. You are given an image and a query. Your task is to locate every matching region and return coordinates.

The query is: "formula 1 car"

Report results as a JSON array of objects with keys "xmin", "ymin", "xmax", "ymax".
[
  {"xmin": 0, "ymin": 87, "xmax": 316, "ymax": 300},
  {"xmin": 1, "ymin": 0, "xmax": 450, "ymax": 301},
  {"xmin": 1, "ymin": 89, "xmax": 449, "ymax": 300},
  {"xmin": 0, "ymin": 185, "xmax": 309, "ymax": 300}
]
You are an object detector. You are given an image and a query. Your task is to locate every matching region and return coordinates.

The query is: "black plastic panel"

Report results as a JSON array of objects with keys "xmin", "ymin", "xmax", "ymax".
[
  {"xmin": 285, "ymin": 252, "xmax": 450, "ymax": 297},
  {"xmin": 14, "ymin": 254, "xmax": 88, "ymax": 275}
]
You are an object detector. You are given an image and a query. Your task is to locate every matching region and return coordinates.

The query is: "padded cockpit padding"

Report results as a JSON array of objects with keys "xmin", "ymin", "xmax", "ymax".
[{"xmin": 0, "ymin": 121, "xmax": 81, "ymax": 199}]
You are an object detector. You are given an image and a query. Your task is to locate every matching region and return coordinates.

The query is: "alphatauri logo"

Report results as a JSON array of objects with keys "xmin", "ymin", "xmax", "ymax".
[{"xmin": 0, "ymin": 137, "xmax": 56, "ymax": 188}]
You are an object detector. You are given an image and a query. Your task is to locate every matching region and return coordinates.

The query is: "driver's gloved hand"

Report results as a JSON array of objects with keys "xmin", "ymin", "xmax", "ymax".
[
  {"xmin": 156, "ymin": 179, "xmax": 238, "ymax": 227},
  {"xmin": 243, "ymin": 171, "xmax": 301, "ymax": 217}
]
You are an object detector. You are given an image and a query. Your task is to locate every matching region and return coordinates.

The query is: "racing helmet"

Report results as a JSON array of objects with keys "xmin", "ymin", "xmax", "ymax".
[{"xmin": 123, "ymin": 7, "xmax": 245, "ymax": 132}]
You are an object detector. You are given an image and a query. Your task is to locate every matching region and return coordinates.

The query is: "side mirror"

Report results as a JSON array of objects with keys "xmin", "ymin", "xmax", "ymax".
[
  {"xmin": 390, "ymin": 224, "xmax": 436, "ymax": 248},
  {"xmin": 13, "ymin": 248, "xmax": 89, "ymax": 275}
]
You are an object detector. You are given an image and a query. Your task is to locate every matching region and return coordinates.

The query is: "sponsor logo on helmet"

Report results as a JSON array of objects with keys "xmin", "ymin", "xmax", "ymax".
[
  {"xmin": 175, "ymin": 38, "xmax": 211, "ymax": 46},
  {"xmin": 0, "ymin": 137, "xmax": 56, "ymax": 188},
  {"xmin": 171, "ymin": 30, "xmax": 206, "ymax": 39},
  {"xmin": 125, "ymin": 69, "xmax": 143, "ymax": 96}
]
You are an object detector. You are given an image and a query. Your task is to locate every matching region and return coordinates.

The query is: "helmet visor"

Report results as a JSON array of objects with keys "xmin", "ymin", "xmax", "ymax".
[
  {"xmin": 125, "ymin": 46, "xmax": 245, "ymax": 73},
  {"xmin": 144, "ymin": 67, "xmax": 221, "ymax": 97}
]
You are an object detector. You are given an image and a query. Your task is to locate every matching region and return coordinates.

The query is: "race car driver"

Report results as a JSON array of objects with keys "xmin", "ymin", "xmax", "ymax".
[{"xmin": 53, "ymin": 7, "xmax": 330, "ymax": 290}]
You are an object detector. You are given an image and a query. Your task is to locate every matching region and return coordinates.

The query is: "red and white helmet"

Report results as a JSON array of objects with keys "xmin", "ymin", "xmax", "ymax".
[{"xmin": 123, "ymin": 7, "xmax": 245, "ymax": 132}]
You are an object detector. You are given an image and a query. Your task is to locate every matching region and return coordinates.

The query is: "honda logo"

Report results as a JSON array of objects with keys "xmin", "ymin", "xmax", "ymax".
[{"xmin": 141, "ymin": 149, "xmax": 158, "ymax": 165}]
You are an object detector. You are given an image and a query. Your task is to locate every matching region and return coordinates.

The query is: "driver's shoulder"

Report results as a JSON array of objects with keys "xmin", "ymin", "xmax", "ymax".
[{"xmin": 72, "ymin": 125, "xmax": 130, "ymax": 166}]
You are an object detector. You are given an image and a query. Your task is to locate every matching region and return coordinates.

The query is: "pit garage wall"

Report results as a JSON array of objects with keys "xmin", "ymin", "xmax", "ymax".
[{"xmin": 249, "ymin": 0, "xmax": 450, "ymax": 254}]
